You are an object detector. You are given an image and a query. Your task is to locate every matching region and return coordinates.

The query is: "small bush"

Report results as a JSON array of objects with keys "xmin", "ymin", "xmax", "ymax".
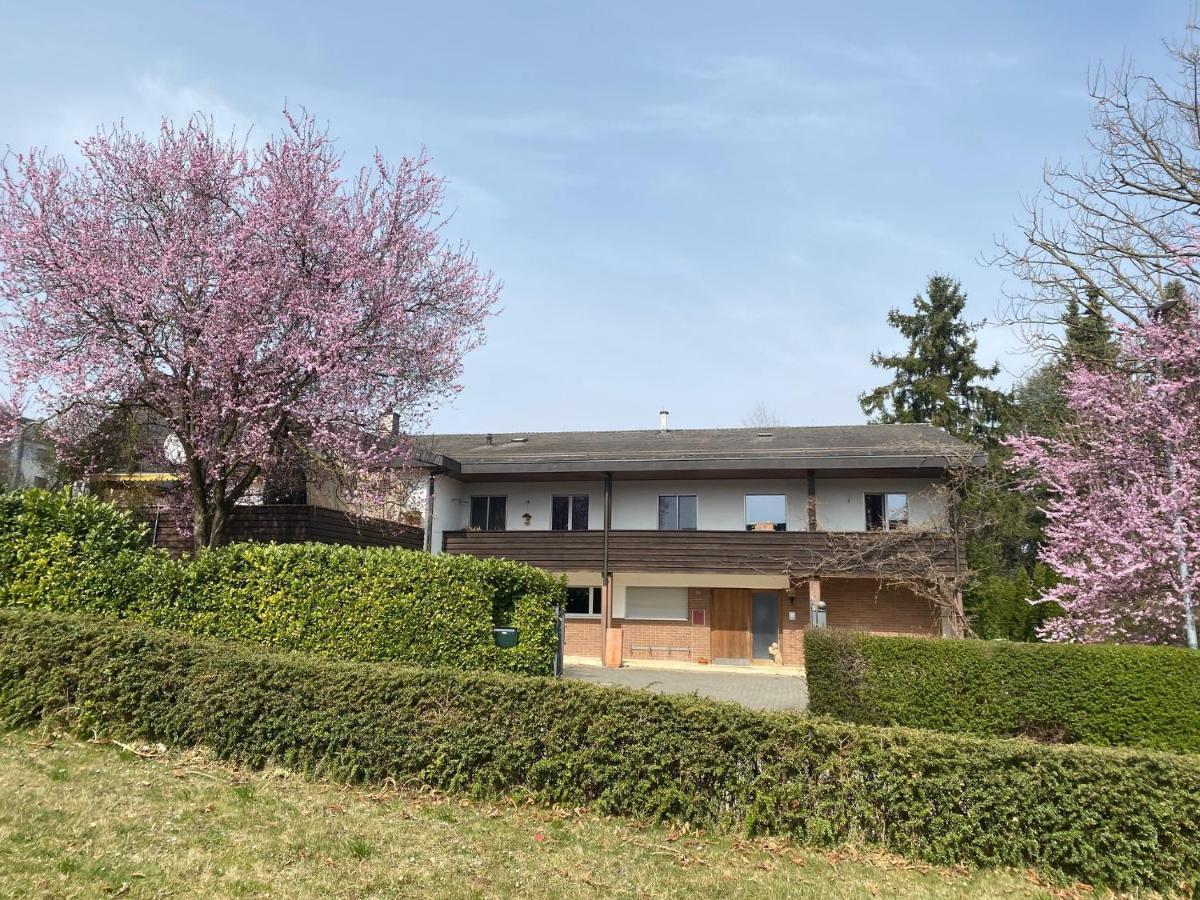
[
  {"xmin": 0, "ymin": 489, "xmax": 563, "ymax": 675},
  {"xmin": 1, "ymin": 610, "xmax": 1198, "ymax": 892},
  {"xmin": 806, "ymin": 629, "xmax": 1200, "ymax": 753}
]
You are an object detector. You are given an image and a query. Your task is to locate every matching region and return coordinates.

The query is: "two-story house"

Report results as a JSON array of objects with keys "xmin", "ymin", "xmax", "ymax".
[{"xmin": 416, "ymin": 416, "xmax": 974, "ymax": 669}]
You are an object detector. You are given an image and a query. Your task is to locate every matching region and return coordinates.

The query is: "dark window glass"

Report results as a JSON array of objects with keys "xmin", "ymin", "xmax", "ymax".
[
  {"xmin": 470, "ymin": 496, "xmax": 489, "ymax": 529},
  {"xmin": 658, "ymin": 495, "xmax": 678, "ymax": 530},
  {"xmin": 470, "ymin": 496, "xmax": 506, "ymax": 531},
  {"xmin": 865, "ymin": 492, "xmax": 908, "ymax": 531},
  {"xmin": 487, "ymin": 496, "xmax": 507, "ymax": 531},
  {"xmin": 571, "ymin": 495, "xmax": 589, "ymax": 530},
  {"xmin": 565, "ymin": 587, "xmax": 591, "ymax": 615},
  {"xmin": 565, "ymin": 586, "xmax": 601, "ymax": 616},
  {"xmin": 552, "ymin": 495, "xmax": 589, "ymax": 531},
  {"xmin": 865, "ymin": 493, "xmax": 885, "ymax": 531},
  {"xmin": 551, "ymin": 496, "xmax": 569, "ymax": 531}
]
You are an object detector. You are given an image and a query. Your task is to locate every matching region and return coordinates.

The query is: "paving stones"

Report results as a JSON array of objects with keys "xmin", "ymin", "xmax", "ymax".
[{"xmin": 562, "ymin": 664, "xmax": 808, "ymax": 712}]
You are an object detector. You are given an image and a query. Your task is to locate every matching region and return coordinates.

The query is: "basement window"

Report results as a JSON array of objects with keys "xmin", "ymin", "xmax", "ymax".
[
  {"xmin": 565, "ymin": 586, "xmax": 602, "ymax": 617},
  {"xmin": 865, "ymin": 493, "xmax": 908, "ymax": 531}
]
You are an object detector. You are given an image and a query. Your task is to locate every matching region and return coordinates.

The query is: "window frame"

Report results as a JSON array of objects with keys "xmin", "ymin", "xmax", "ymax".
[
  {"xmin": 551, "ymin": 494, "xmax": 590, "ymax": 531},
  {"xmin": 564, "ymin": 586, "xmax": 603, "ymax": 618},
  {"xmin": 744, "ymin": 493, "xmax": 787, "ymax": 531},
  {"xmin": 657, "ymin": 494, "xmax": 699, "ymax": 531},
  {"xmin": 864, "ymin": 492, "xmax": 909, "ymax": 531},
  {"xmin": 469, "ymin": 495, "xmax": 508, "ymax": 531}
]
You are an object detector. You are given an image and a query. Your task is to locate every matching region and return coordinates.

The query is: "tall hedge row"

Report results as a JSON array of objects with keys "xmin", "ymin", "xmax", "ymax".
[
  {"xmin": 805, "ymin": 628, "xmax": 1200, "ymax": 753},
  {"xmin": 2, "ymin": 610, "xmax": 1198, "ymax": 892},
  {"xmin": 0, "ymin": 489, "xmax": 563, "ymax": 675}
]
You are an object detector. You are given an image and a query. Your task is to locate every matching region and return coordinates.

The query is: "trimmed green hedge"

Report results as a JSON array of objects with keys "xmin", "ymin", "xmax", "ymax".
[
  {"xmin": 806, "ymin": 629, "xmax": 1200, "ymax": 753},
  {"xmin": 0, "ymin": 489, "xmax": 563, "ymax": 675},
  {"xmin": 2, "ymin": 610, "xmax": 1198, "ymax": 892},
  {"xmin": 0, "ymin": 488, "xmax": 153, "ymax": 613}
]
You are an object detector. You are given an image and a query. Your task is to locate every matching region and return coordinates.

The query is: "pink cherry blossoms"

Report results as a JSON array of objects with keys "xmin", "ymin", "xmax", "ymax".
[
  {"xmin": 0, "ymin": 110, "xmax": 496, "ymax": 548},
  {"xmin": 1008, "ymin": 309, "xmax": 1200, "ymax": 646}
]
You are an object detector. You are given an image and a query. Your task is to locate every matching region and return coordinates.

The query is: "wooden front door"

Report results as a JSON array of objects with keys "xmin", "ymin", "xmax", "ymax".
[{"xmin": 711, "ymin": 588, "xmax": 752, "ymax": 663}]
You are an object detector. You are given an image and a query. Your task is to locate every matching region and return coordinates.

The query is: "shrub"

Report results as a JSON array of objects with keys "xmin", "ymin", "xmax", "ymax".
[
  {"xmin": 805, "ymin": 628, "xmax": 1200, "ymax": 753},
  {"xmin": 1, "ymin": 610, "xmax": 1198, "ymax": 892},
  {"xmin": 0, "ymin": 489, "xmax": 563, "ymax": 675},
  {"xmin": 0, "ymin": 488, "xmax": 156, "ymax": 614}
]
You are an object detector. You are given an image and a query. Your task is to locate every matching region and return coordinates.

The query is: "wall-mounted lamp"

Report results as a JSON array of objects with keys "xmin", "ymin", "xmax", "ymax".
[{"xmin": 521, "ymin": 512, "xmax": 532, "ymax": 526}]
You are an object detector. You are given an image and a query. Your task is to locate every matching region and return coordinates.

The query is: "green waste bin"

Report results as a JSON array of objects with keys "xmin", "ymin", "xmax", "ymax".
[{"xmin": 492, "ymin": 627, "xmax": 520, "ymax": 649}]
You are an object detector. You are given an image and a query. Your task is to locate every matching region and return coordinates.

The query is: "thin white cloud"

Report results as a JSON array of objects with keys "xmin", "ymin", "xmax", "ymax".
[{"xmin": 4, "ymin": 72, "xmax": 258, "ymax": 156}]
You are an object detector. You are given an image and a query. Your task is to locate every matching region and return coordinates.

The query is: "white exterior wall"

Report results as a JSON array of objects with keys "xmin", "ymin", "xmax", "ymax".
[
  {"xmin": 814, "ymin": 477, "xmax": 946, "ymax": 531},
  {"xmin": 610, "ymin": 478, "xmax": 809, "ymax": 530},
  {"xmin": 456, "ymin": 480, "xmax": 606, "ymax": 530},
  {"xmin": 430, "ymin": 474, "xmax": 468, "ymax": 552},
  {"xmin": 428, "ymin": 473, "xmax": 947, "ymax": 552}
]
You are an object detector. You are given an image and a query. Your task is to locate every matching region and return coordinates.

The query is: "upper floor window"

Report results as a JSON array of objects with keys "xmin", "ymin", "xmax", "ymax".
[
  {"xmin": 565, "ymin": 586, "xmax": 602, "ymax": 616},
  {"xmin": 469, "ymin": 495, "xmax": 507, "ymax": 531},
  {"xmin": 865, "ymin": 492, "xmax": 908, "ymax": 531},
  {"xmin": 658, "ymin": 494, "xmax": 698, "ymax": 530},
  {"xmin": 745, "ymin": 494, "xmax": 786, "ymax": 531},
  {"xmin": 552, "ymin": 495, "xmax": 589, "ymax": 531}
]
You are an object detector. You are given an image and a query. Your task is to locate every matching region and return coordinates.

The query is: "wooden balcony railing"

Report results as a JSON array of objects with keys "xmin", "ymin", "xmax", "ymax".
[
  {"xmin": 147, "ymin": 504, "xmax": 425, "ymax": 555},
  {"xmin": 441, "ymin": 529, "xmax": 960, "ymax": 577}
]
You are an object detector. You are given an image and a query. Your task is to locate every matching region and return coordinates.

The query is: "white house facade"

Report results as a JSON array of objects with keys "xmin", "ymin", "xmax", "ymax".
[{"xmin": 415, "ymin": 418, "xmax": 972, "ymax": 669}]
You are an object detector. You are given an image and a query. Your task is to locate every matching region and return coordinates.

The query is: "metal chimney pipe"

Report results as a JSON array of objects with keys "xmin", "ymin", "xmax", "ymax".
[{"xmin": 659, "ymin": 409, "xmax": 669, "ymax": 432}]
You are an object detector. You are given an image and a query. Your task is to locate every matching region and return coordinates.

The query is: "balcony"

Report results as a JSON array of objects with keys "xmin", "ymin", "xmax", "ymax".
[{"xmin": 441, "ymin": 529, "xmax": 960, "ymax": 577}]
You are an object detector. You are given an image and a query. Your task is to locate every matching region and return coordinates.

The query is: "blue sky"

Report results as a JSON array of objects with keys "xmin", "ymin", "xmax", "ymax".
[{"xmin": 0, "ymin": 1, "xmax": 1189, "ymax": 433}]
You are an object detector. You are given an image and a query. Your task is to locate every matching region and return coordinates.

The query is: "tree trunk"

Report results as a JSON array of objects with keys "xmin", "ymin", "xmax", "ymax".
[
  {"xmin": 192, "ymin": 503, "xmax": 212, "ymax": 554},
  {"xmin": 207, "ymin": 501, "xmax": 229, "ymax": 551}
]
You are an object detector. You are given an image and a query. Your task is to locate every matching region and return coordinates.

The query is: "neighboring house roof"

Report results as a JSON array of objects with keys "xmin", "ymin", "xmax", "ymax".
[{"xmin": 416, "ymin": 424, "xmax": 978, "ymax": 477}]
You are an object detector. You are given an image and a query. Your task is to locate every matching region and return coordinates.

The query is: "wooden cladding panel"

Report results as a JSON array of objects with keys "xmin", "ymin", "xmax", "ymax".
[
  {"xmin": 710, "ymin": 588, "xmax": 751, "ymax": 660},
  {"xmin": 147, "ymin": 505, "xmax": 424, "ymax": 555},
  {"xmin": 441, "ymin": 529, "xmax": 959, "ymax": 576}
]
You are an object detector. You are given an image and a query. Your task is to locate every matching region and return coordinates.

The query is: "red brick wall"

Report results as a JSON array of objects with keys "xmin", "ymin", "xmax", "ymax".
[
  {"xmin": 821, "ymin": 578, "xmax": 940, "ymax": 636},
  {"xmin": 566, "ymin": 579, "xmax": 936, "ymax": 665},
  {"xmin": 688, "ymin": 588, "xmax": 712, "ymax": 661},
  {"xmin": 617, "ymin": 619, "xmax": 692, "ymax": 660},
  {"xmin": 563, "ymin": 617, "xmax": 603, "ymax": 657},
  {"xmin": 615, "ymin": 587, "xmax": 716, "ymax": 662},
  {"xmin": 778, "ymin": 598, "xmax": 806, "ymax": 668}
]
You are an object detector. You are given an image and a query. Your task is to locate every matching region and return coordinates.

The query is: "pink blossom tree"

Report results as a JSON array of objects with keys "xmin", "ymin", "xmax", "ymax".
[
  {"xmin": 0, "ymin": 111, "xmax": 497, "ymax": 550},
  {"xmin": 1008, "ymin": 309, "xmax": 1200, "ymax": 647}
]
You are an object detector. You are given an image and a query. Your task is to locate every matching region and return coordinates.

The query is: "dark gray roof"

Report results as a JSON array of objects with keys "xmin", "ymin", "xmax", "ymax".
[{"xmin": 417, "ymin": 424, "xmax": 976, "ymax": 476}]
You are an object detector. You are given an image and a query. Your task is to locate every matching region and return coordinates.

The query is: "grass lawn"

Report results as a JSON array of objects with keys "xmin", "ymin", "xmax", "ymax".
[{"xmin": 0, "ymin": 730, "xmax": 1110, "ymax": 900}]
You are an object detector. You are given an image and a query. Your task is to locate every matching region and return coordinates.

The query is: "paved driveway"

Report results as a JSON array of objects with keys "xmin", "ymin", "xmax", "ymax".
[{"xmin": 562, "ymin": 664, "xmax": 808, "ymax": 712}]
